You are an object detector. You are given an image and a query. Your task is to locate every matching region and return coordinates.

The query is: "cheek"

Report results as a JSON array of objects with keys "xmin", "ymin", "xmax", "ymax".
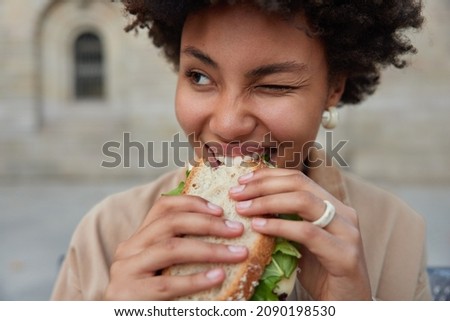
[
  {"xmin": 260, "ymin": 98, "xmax": 323, "ymax": 147},
  {"xmin": 175, "ymin": 83, "xmax": 200, "ymax": 134},
  {"xmin": 264, "ymin": 105, "xmax": 322, "ymax": 169}
]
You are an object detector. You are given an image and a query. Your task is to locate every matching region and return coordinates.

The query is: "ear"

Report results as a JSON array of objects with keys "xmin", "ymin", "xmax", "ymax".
[{"xmin": 325, "ymin": 75, "xmax": 347, "ymax": 107}]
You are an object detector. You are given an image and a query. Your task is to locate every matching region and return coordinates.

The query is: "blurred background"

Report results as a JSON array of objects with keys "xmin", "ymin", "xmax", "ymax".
[{"xmin": 0, "ymin": 0, "xmax": 449, "ymax": 300}]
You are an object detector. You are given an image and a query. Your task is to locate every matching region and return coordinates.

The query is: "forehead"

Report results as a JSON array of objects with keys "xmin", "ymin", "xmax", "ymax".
[
  {"xmin": 180, "ymin": 3, "xmax": 323, "ymax": 66},
  {"xmin": 185, "ymin": 3, "xmax": 306, "ymax": 34}
]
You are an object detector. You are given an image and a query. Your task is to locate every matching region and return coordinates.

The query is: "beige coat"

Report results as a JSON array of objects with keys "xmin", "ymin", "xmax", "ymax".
[{"xmin": 51, "ymin": 156, "xmax": 432, "ymax": 300}]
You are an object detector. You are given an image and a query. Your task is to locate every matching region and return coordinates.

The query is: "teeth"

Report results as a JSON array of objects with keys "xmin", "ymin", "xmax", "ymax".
[
  {"xmin": 215, "ymin": 155, "xmax": 232, "ymax": 165},
  {"xmin": 233, "ymin": 156, "xmax": 243, "ymax": 166},
  {"xmin": 214, "ymin": 156, "xmax": 247, "ymax": 166}
]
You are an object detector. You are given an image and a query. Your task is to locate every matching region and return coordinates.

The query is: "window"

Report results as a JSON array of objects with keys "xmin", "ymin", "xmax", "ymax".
[{"xmin": 74, "ymin": 32, "xmax": 104, "ymax": 99}]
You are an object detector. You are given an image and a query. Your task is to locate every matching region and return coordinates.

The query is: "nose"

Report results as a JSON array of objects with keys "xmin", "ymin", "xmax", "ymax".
[{"xmin": 208, "ymin": 93, "xmax": 257, "ymax": 142}]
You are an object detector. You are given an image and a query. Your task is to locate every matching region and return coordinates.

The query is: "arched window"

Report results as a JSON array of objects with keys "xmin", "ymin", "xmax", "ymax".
[{"xmin": 74, "ymin": 32, "xmax": 104, "ymax": 99}]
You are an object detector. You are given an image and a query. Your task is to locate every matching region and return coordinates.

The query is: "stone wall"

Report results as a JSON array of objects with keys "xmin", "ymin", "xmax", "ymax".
[
  {"xmin": 319, "ymin": 0, "xmax": 450, "ymax": 185},
  {"xmin": 0, "ymin": 0, "xmax": 179, "ymax": 182}
]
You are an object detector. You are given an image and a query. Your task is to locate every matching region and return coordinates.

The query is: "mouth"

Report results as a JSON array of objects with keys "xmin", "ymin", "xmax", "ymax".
[{"xmin": 205, "ymin": 143, "xmax": 277, "ymax": 167}]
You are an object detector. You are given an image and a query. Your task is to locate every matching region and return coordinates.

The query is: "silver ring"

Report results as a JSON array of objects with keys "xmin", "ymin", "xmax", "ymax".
[{"xmin": 312, "ymin": 200, "xmax": 336, "ymax": 228}]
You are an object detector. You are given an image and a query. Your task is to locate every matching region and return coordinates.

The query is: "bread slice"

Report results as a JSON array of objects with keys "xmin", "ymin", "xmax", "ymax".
[{"xmin": 163, "ymin": 159, "xmax": 275, "ymax": 300}]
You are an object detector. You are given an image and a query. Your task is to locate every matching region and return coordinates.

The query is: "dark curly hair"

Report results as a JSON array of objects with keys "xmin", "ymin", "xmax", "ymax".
[{"xmin": 122, "ymin": 0, "xmax": 423, "ymax": 105}]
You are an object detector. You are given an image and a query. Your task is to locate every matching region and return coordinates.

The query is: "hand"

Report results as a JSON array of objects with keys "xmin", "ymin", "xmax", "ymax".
[
  {"xmin": 229, "ymin": 167, "xmax": 372, "ymax": 300},
  {"xmin": 104, "ymin": 195, "xmax": 248, "ymax": 300}
]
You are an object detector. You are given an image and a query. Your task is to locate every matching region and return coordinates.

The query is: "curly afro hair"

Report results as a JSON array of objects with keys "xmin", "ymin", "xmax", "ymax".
[{"xmin": 122, "ymin": 0, "xmax": 423, "ymax": 105}]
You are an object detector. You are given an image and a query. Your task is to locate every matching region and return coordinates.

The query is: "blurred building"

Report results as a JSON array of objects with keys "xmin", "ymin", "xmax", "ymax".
[
  {"xmin": 0, "ymin": 0, "xmax": 179, "ymax": 182},
  {"xmin": 0, "ymin": 0, "xmax": 449, "ymax": 185}
]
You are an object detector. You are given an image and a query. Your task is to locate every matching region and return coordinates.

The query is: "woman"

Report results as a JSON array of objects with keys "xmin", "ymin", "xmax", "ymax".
[{"xmin": 52, "ymin": 1, "xmax": 431, "ymax": 300}]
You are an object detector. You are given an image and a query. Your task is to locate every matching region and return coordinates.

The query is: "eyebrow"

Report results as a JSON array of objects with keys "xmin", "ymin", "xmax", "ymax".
[
  {"xmin": 245, "ymin": 61, "xmax": 308, "ymax": 79},
  {"xmin": 182, "ymin": 46, "xmax": 218, "ymax": 69},
  {"xmin": 182, "ymin": 46, "xmax": 307, "ymax": 78}
]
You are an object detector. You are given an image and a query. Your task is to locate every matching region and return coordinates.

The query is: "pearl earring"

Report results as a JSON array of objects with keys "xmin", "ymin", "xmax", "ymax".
[{"xmin": 322, "ymin": 106, "xmax": 338, "ymax": 129}]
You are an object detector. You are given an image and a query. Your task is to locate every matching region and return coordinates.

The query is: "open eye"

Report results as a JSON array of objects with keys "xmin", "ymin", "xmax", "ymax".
[{"xmin": 186, "ymin": 70, "xmax": 212, "ymax": 86}]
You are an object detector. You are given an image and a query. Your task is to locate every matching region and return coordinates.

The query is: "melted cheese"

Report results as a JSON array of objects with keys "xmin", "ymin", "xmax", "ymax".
[{"xmin": 274, "ymin": 270, "xmax": 297, "ymax": 296}]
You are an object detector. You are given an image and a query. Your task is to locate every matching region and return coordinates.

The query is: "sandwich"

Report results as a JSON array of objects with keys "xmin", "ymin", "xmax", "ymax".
[{"xmin": 164, "ymin": 156, "xmax": 301, "ymax": 300}]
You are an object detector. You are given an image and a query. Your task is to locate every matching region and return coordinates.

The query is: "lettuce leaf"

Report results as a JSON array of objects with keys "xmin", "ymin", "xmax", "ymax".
[
  {"xmin": 163, "ymin": 180, "xmax": 185, "ymax": 196},
  {"xmin": 162, "ymin": 169, "xmax": 191, "ymax": 196},
  {"xmin": 250, "ymin": 278, "xmax": 279, "ymax": 301},
  {"xmin": 262, "ymin": 153, "xmax": 276, "ymax": 168},
  {"xmin": 250, "ymin": 238, "xmax": 301, "ymax": 301}
]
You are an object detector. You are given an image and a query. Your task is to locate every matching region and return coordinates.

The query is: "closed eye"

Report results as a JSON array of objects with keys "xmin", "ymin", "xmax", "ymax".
[{"xmin": 257, "ymin": 84, "xmax": 298, "ymax": 93}]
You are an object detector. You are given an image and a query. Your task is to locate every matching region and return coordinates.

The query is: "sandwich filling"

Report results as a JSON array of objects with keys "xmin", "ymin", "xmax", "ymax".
[{"xmin": 250, "ymin": 237, "xmax": 300, "ymax": 301}]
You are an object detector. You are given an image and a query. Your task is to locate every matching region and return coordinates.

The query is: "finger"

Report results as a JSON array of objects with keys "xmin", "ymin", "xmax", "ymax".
[
  {"xmin": 235, "ymin": 190, "xmax": 343, "ymax": 229},
  {"xmin": 127, "ymin": 237, "xmax": 249, "ymax": 274},
  {"xmin": 135, "ymin": 268, "xmax": 226, "ymax": 300},
  {"xmin": 236, "ymin": 169, "xmax": 329, "ymax": 203},
  {"xmin": 234, "ymin": 169, "xmax": 355, "ymax": 226},
  {"xmin": 235, "ymin": 191, "xmax": 323, "ymax": 220},
  {"xmin": 238, "ymin": 167, "xmax": 300, "ymax": 184},
  {"xmin": 251, "ymin": 218, "xmax": 363, "ymax": 275},
  {"xmin": 140, "ymin": 194, "xmax": 223, "ymax": 229},
  {"xmin": 106, "ymin": 267, "xmax": 226, "ymax": 301},
  {"xmin": 116, "ymin": 214, "xmax": 245, "ymax": 260},
  {"xmin": 230, "ymin": 174, "xmax": 302, "ymax": 200},
  {"xmin": 239, "ymin": 167, "xmax": 325, "ymax": 195}
]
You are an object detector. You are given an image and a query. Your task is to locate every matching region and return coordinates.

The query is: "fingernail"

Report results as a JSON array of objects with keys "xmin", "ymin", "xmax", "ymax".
[
  {"xmin": 252, "ymin": 218, "xmax": 267, "ymax": 227},
  {"xmin": 239, "ymin": 171, "xmax": 254, "ymax": 182},
  {"xmin": 228, "ymin": 245, "xmax": 246, "ymax": 253},
  {"xmin": 225, "ymin": 220, "xmax": 243, "ymax": 230},
  {"xmin": 236, "ymin": 200, "xmax": 252, "ymax": 209},
  {"xmin": 207, "ymin": 202, "xmax": 222, "ymax": 212},
  {"xmin": 206, "ymin": 268, "xmax": 223, "ymax": 280},
  {"xmin": 229, "ymin": 184, "xmax": 245, "ymax": 194}
]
